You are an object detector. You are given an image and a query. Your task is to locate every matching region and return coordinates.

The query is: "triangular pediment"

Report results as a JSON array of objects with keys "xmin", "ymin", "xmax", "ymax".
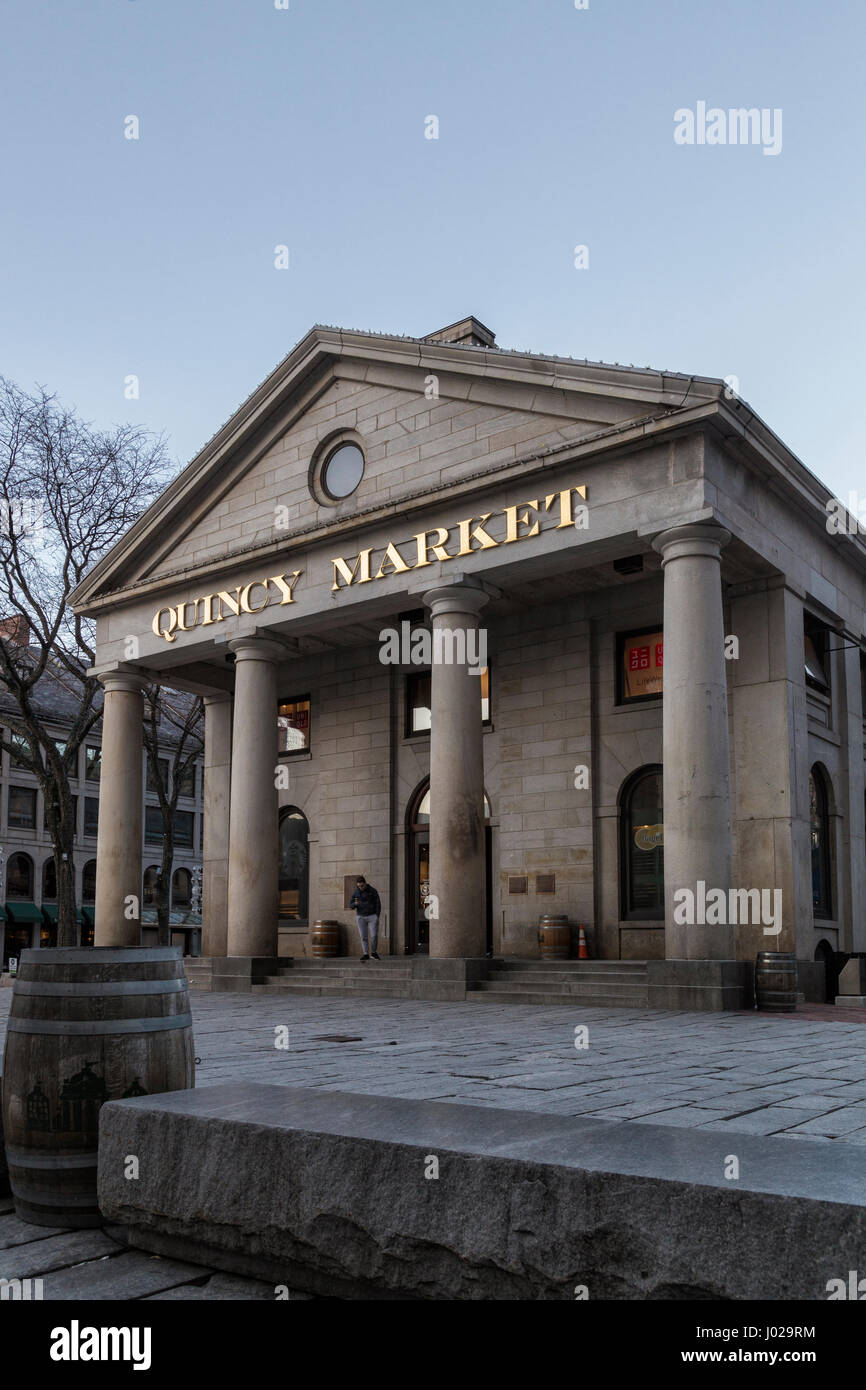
[{"xmin": 71, "ymin": 324, "xmax": 728, "ymax": 609}]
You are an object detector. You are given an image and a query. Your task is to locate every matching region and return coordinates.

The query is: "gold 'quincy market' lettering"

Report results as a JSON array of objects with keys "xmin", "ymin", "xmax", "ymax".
[
  {"xmin": 331, "ymin": 486, "xmax": 587, "ymax": 591},
  {"xmin": 153, "ymin": 571, "xmax": 302, "ymax": 643}
]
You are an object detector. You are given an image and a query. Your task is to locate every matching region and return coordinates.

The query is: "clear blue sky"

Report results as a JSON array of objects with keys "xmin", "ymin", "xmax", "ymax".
[{"xmin": 1, "ymin": 0, "xmax": 863, "ymax": 499}]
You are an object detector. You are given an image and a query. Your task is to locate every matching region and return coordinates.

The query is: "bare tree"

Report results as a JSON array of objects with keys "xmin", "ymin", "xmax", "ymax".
[
  {"xmin": 142, "ymin": 688, "xmax": 204, "ymax": 947},
  {"xmin": 0, "ymin": 377, "xmax": 170, "ymax": 946}
]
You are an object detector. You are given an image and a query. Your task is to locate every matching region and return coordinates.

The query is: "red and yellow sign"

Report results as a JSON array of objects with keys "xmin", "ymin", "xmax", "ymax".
[{"xmin": 623, "ymin": 631, "xmax": 663, "ymax": 700}]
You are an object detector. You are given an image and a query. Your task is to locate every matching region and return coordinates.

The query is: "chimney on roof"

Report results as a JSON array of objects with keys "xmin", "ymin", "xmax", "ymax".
[
  {"xmin": 423, "ymin": 316, "xmax": 496, "ymax": 349},
  {"xmin": 0, "ymin": 614, "xmax": 30, "ymax": 646}
]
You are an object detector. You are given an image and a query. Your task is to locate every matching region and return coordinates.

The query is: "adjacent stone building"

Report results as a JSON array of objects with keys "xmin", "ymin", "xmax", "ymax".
[{"xmin": 69, "ymin": 316, "xmax": 866, "ymax": 1008}]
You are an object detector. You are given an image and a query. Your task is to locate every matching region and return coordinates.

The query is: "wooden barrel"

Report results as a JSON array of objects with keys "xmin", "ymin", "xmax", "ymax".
[
  {"xmin": 1, "ymin": 947, "xmax": 194, "ymax": 1228},
  {"xmin": 755, "ymin": 951, "xmax": 798, "ymax": 1012},
  {"xmin": 311, "ymin": 920, "xmax": 340, "ymax": 958},
  {"xmin": 538, "ymin": 915, "xmax": 570, "ymax": 961}
]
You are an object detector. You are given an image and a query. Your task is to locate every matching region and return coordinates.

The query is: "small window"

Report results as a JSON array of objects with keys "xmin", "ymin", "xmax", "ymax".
[
  {"xmin": 145, "ymin": 807, "xmax": 163, "ymax": 845},
  {"xmin": 9, "ymin": 733, "xmax": 30, "ymax": 770},
  {"xmin": 7, "ymin": 852, "xmax": 34, "ymax": 898},
  {"xmin": 43, "ymin": 859, "xmax": 57, "ymax": 901},
  {"xmin": 617, "ymin": 629, "xmax": 664, "ymax": 704},
  {"xmin": 321, "ymin": 442, "xmax": 364, "ymax": 500},
  {"xmin": 85, "ymin": 746, "xmax": 101, "ymax": 781},
  {"xmin": 8, "ymin": 786, "xmax": 36, "ymax": 829},
  {"xmin": 143, "ymin": 865, "xmax": 159, "ymax": 906},
  {"xmin": 405, "ymin": 669, "xmax": 490, "ymax": 736},
  {"xmin": 172, "ymin": 867, "xmax": 192, "ymax": 907},
  {"xmin": 810, "ymin": 768, "xmax": 832, "ymax": 918},
  {"xmin": 146, "ymin": 756, "xmax": 170, "ymax": 793},
  {"xmin": 804, "ymin": 615, "xmax": 830, "ymax": 693},
  {"xmin": 83, "ymin": 796, "xmax": 99, "ymax": 837},
  {"xmin": 406, "ymin": 671, "xmax": 431, "ymax": 735},
  {"xmin": 174, "ymin": 810, "xmax": 194, "ymax": 848},
  {"xmin": 82, "ymin": 860, "xmax": 97, "ymax": 903},
  {"xmin": 176, "ymin": 762, "xmax": 196, "ymax": 798},
  {"xmin": 621, "ymin": 767, "xmax": 664, "ymax": 919},
  {"xmin": 278, "ymin": 697, "xmax": 311, "ymax": 755}
]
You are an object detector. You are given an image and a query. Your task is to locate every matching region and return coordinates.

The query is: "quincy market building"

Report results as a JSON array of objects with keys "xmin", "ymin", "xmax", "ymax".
[{"xmin": 70, "ymin": 318, "xmax": 866, "ymax": 1010}]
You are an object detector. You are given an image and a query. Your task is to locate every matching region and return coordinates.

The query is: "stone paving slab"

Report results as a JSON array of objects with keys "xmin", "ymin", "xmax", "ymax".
[{"xmin": 3, "ymin": 988, "xmax": 866, "ymax": 1146}]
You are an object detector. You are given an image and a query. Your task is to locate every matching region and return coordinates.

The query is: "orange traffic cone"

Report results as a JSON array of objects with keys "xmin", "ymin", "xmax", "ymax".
[{"xmin": 577, "ymin": 925, "xmax": 589, "ymax": 959}]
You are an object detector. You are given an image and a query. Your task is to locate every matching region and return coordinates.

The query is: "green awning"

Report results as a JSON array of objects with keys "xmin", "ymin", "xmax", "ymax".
[
  {"xmin": 41, "ymin": 905, "xmax": 85, "ymax": 924},
  {"xmin": 80, "ymin": 906, "xmax": 94, "ymax": 925},
  {"xmin": 5, "ymin": 901, "xmax": 44, "ymax": 924}
]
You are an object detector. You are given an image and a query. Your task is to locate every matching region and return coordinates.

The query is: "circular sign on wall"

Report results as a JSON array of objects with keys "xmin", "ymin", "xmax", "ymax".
[{"xmin": 634, "ymin": 824, "xmax": 663, "ymax": 851}]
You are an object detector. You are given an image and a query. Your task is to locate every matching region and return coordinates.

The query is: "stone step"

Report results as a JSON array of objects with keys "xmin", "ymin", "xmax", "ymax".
[
  {"xmin": 276, "ymin": 967, "xmax": 413, "ymax": 980},
  {"xmin": 486, "ymin": 969, "xmax": 647, "ymax": 985},
  {"xmin": 468, "ymin": 989, "xmax": 649, "ymax": 1008},
  {"xmin": 492, "ymin": 959, "xmax": 647, "ymax": 972},
  {"xmin": 253, "ymin": 979, "xmax": 412, "ymax": 998},
  {"xmin": 474, "ymin": 977, "xmax": 648, "ymax": 996}
]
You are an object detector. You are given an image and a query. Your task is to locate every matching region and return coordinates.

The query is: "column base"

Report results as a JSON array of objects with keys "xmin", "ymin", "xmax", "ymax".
[
  {"xmin": 409, "ymin": 958, "xmax": 489, "ymax": 1002},
  {"xmin": 209, "ymin": 957, "xmax": 281, "ymax": 994},
  {"xmin": 647, "ymin": 959, "xmax": 752, "ymax": 1012}
]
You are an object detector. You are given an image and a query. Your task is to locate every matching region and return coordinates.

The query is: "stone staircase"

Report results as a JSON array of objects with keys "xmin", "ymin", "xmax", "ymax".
[
  {"xmin": 248, "ymin": 956, "xmax": 649, "ymax": 1007},
  {"xmin": 466, "ymin": 959, "xmax": 649, "ymax": 1008},
  {"xmin": 253, "ymin": 958, "xmax": 415, "ymax": 999}
]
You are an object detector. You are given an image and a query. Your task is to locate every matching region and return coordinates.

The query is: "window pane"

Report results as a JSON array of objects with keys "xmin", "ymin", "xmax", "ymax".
[
  {"xmin": 174, "ymin": 811, "xmax": 194, "ymax": 847},
  {"xmin": 84, "ymin": 796, "xmax": 99, "ymax": 836},
  {"xmin": 8, "ymin": 786, "xmax": 36, "ymax": 828},
  {"xmin": 147, "ymin": 757, "xmax": 169, "ymax": 793},
  {"xmin": 626, "ymin": 771, "xmax": 664, "ymax": 917},
  {"xmin": 322, "ymin": 443, "xmax": 364, "ymax": 499},
  {"xmin": 145, "ymin": 806, "xmax": 163, "ymax": 844},
  {"xmin": 277, "ymin": 698, "xmax": 311, "ymax": 753},
  {"xmin": 7, "ymin": 854, "xmax": 33, "ymax": 897},
  {"xmin": 82, "ymin": 860, "xmax": 97, "ymax": 903},
  {"xmin": 407, "ymin": 672, "xmax": 431, "ymax": 733},
  {"xmin": 279, "ymin": 810, "xmax": 309, "ymax": 919},
  {"xmin": 172, "ymin": 868, "xmax": 191, "ymax": 905},
  {"xmin": 176, "ymin": 762, "xmax": 196, "ymax": 797},
  {"xmin": 480, "ymin": 665, "xmax": 490, "ymax": 723},
  {"xmin": 85, "ymin": 746, "xmax": 101, "ymax": 781},
  {"xmin": 43, "ymin": 858, "xmax": 57, "ymax": 900},
  {"xmin": 10, "ymin": 734, "xmax": 30, "ymax": 769}
]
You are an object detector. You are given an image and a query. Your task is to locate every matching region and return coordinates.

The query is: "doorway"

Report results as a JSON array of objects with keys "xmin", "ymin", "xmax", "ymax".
[{"xmin": 405, "ymin": 780, "xmax": 492, "ymax": 954}]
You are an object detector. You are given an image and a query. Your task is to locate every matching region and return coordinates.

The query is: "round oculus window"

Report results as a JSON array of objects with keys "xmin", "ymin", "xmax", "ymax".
[{"xmin": 321, "ymin": 442, "xmax": 364, "ymax": 500}]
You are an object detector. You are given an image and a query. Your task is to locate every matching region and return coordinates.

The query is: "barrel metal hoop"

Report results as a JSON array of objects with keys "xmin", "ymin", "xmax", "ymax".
[
  {"xmin": 6, "ymin": 1012, "xmax": 193, "ymax": 1036},
  {"xmin": 18, "ymin": 948, "xmax": 182, "ymax": 964},
  {"xmin": 5, "ymin": 1148, "xmax": 99, "ymax": 1169},
  {"xmin": 12, "ymin": 979, "xmax": 187, "ymax": 997},
  {"xmin": 8, "ymin": 1184, "xmax": 101, "ymax": 1207}
]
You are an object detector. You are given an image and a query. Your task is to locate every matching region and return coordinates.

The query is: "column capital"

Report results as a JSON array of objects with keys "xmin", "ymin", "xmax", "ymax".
[
  {"xmin": 97, "ymin": 667, "xmax": 150, "ymax": 695},
  {"xmin": 228, "ymin": 636, "xmax": 284, "ymax": 664},
  {"xmin": 421, "ymin": 582, "xmax": 490, "ymax": 621},
  {"xmin": 652, "ymin": 522, "xmax": 732, "ymax": 565}
]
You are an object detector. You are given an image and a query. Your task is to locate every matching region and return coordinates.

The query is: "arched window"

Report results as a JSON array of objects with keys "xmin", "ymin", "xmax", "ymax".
[
  {"xmin": 42, "ymin": 858, "xmax": 57, "ymax": 901},
  {"xmin": 620, "ymin": 766, "xmax": 664, "ymax": 919},
  {"xmin": 279, "ymin": 807, "xmax": 309, "ymax": 920},
  {"xmin": 810, "ymin": 767, "xmax": 832, "ymax": 918},
  {"xmin": 7, "ymin": 852, "xmax": 34, "ymax": 899},
  {"xmin": 172, "ymin": 868, "xmax": 191, "ymax": 908},
  {"xmin": 142, "ymin": 865, "xmax": 160, "ymax": 907},
  {"xmin": 82, "ymin": 860, "xmax": 97, "ymax": 903}
]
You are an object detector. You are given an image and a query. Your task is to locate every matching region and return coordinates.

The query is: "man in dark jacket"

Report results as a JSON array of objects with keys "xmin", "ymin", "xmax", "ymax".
[{"xmin": 349, "ymin": 876, "xmax": 381, "ymax": 961}]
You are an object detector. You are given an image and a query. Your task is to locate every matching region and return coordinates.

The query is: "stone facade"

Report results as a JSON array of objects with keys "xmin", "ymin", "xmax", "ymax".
[{"xmin": 70, "ymin": 318, "xmax": 866, "ymax": 1005}]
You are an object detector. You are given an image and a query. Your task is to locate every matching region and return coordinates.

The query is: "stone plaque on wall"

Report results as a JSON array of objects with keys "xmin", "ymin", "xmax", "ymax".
[
  {"xmin": 508, "ymin": 876, "xmax": 528, "ymax": 895},
  {"xmin": 536, "ymin": 874, "xmax": 556, "ymax": 895}
]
